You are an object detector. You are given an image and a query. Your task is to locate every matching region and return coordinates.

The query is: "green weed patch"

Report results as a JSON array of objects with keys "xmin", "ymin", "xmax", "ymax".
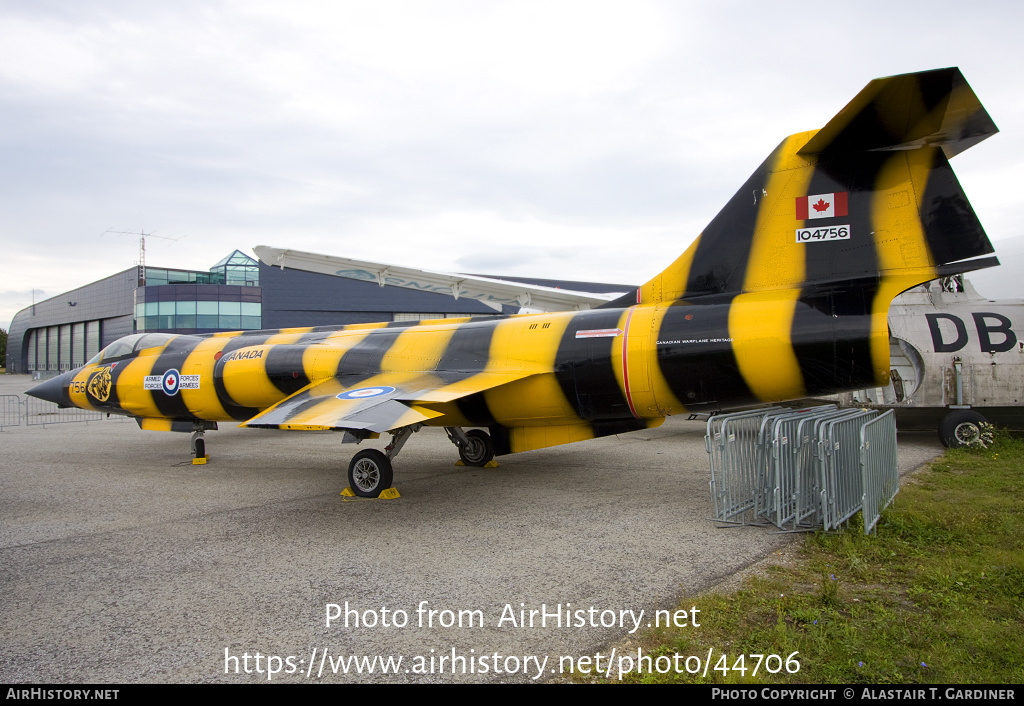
[{"xmin": 608, "ymin": 436, "xmax": 1024, "ymax": 684}]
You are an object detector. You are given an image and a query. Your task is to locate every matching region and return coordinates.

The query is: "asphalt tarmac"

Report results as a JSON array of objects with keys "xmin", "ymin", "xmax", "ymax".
[{"xmin": 0, "ymin": 374, "xmax": 945, "ymax": 683}]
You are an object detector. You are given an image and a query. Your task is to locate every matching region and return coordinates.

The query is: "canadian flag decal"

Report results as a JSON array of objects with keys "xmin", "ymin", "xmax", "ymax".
[{"xmin": 796, "ymin": 192, "xmax": 848, "ymax": 220}]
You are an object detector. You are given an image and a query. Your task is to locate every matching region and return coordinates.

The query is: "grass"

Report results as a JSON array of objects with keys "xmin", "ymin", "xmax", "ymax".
[{"xmin": 595, "ymin": 434, "xmax": 1024, "ymax": 684}]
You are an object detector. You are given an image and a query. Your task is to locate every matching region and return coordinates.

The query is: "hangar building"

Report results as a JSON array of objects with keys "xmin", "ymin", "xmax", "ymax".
[{"xmin": 7, "ymin": 249, "xmax": 624, "ymax": 375}]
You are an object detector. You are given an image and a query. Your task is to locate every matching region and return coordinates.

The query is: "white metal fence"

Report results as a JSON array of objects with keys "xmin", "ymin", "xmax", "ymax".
[
  {"xmin": 0, "ymin": 394, "xmax": 127, "ymax": 429},
  {"xmin": 0, "ymin": 395, "xmax": 22, "ymax": 429}
]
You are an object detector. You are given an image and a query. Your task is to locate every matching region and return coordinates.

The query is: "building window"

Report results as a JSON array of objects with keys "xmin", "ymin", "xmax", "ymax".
[
  {"xmin": 393, "ymin": 313, "xmax": 446, "ymax": 322},
  {"xmin": 209, "ymin": 250, "xmax": 259, "ymax": 287},
  {"xmin": 27, "ymin": 330, "xmax": 37, "ymax": 372},
  {"xmin": 136, "ymin": 299, "xmax": 261, "ymax": 332}
]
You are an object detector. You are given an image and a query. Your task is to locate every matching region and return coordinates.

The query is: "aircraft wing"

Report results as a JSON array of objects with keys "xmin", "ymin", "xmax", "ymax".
[
  {"xmin": 240, "ymin": 370, "xmax": 533, "ymax": 432},
  {"xmin": 253, "ymin": 245, "xmax": 625, "ymax": 313}
]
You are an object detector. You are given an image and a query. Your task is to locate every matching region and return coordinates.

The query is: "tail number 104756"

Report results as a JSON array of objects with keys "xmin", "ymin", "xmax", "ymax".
[{"xmin": 796, "ymin": 225, "xmax": 850, "ymax": 243}]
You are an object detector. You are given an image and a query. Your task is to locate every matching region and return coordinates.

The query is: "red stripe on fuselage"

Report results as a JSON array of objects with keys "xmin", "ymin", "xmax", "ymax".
[{"xmin": 621, "ymin": 306, "xmax": 641, "ymax": 419}]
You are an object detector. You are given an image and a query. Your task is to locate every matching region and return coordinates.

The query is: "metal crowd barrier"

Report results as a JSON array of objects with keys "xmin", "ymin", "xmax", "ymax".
[
  {"xmin": 765, "ymin": 405, "xmax": 827, "ymax": 524},
  {"xmin": 861, "ymin": 410, "xmax": 899, "ymax": 534},
  {"xmin": 0, "ymin": 393, "xmax": 137, "ymax": 429},
  {"xmin": 762, "ymin": 405, "xmax": 841, "ymax": 531},
  {"xmin": 706, "ymin": 405, "xmax": 898, "ymax": 534},
  {"xmin": 706, "ymin": 407, "xmax": 784, "ymax": 523},
  {"xmin": 0, "ymin": 395, "xmax": 22, "ymax": 430},
  {"xmin": 819, "ymin": 409, "xmax": 878, "ymax": 531},
  {"xmin": 25, "ymin": 397, "xmax": 105, "ymax": 425},
  {"xmin": 6, "ymin": 394, "xmax": 128, "ymax": 428}
]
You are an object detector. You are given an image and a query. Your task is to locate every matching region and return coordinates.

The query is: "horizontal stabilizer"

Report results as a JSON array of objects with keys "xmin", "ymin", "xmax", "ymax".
[
  {"xmin": 935, "ymin": 255, "xmax": 1000, "ymax": 278},
  {"xmin": 799, "ymin": 67, "xmax": 998, "ymax": 158}
]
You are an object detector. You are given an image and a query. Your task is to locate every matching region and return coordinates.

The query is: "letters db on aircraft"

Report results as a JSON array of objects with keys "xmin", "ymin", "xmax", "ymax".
[{"xmin": 927, "ymin": 313, "xmax": 1018, "ymax": 354}]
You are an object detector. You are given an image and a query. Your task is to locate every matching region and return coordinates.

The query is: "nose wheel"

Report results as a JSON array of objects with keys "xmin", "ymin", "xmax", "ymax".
[{"xmin": 190, "ymin": 425, "xmax": 212, "ymax": 465}]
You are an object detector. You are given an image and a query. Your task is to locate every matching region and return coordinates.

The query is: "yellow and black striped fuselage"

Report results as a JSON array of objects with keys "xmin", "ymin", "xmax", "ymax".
[{"xmin": 61, "ymin": 294, "xmax": 880, "ymax": 453}]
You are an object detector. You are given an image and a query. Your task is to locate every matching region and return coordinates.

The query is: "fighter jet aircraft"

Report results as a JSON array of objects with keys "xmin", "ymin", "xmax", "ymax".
[
  {"xmin": 251, "ymin": 256, "xmax": 1024, "ymax": 448},
  {"xmin": 29, "ymin": 67, "xmax": 999, "ymax": 496}
]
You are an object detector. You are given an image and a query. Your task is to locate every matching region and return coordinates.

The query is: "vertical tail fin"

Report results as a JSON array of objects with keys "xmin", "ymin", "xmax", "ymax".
[
  {"xmin": 642, "ymin": 68, "xmax": 999, "ymax": 404},
  {"xmin": 640, "ymin": 67, "xmax": 998, "ymax": 306}
]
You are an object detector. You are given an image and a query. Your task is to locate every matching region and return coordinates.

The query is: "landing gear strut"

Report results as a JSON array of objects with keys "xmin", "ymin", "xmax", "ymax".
[{"xmin": 445, "ymin": 427, "xmax": 495, "ymax": 467}]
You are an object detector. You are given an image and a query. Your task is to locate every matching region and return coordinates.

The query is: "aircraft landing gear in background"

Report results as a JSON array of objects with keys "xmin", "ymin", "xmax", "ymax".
[
  {"xmin": 939, "ymin": 410, "xmax": 988, "ymax": 448},
  {"xmin": 348, "ymin": 449, "xmax": 394, "ymax": 498},
  {"xmin": 445, "ymin": 427, "xmax": 495, "ymax": 467}
]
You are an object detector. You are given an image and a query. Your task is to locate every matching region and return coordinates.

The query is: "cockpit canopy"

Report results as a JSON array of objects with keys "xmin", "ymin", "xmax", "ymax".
[{"xmin": 86, "ymin": 333, "xmax": 179, "ymax": 365}]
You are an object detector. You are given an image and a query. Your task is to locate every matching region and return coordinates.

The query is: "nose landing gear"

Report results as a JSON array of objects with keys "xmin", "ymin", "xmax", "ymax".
[{"xmin": 190, "ymin": 421, "xmax": 217, "ymax": 465}]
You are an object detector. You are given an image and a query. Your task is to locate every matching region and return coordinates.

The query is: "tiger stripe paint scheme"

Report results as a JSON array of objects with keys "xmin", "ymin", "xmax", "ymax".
[{"xmin": 31, "ymin": 68, "xmax": 999, "ymax": 474}]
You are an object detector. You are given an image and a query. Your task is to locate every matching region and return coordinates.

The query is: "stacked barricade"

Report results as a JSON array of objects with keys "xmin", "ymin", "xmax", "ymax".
[
  {"xmin": 707, "ymin": 405, "xmax": 899, "ymax": 534},
  {"xmin": 861, "ymin": 410, "xmax": 899, "ymax": 534},
  {"xmin": 706, "ymin": 406, "xmax": 784, "ymax": 523},
  {"xmin": 818, "ymin": 409, "xmax": 878, "ymax": 531},
  {"xmin": 763, "ymin": 406, "xmax": 839, "ymax": 529}
]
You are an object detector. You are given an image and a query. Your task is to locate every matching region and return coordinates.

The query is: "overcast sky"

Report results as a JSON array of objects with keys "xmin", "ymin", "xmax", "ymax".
[{"xmin": 3, "ymin": 0, "xmax": 1022, "ymax": 329}]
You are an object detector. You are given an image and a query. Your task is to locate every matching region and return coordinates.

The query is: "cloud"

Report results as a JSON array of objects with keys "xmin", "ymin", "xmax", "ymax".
[{"xmin": 2, "ymin": 0, "xmax": 1023, "ymax": 331}]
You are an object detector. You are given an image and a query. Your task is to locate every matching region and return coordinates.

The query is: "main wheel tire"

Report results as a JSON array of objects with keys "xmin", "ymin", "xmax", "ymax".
[
  {"xmin": 348, "ymin": 449, "xmax": 394, "ymax": 498},
  {"xmin": 458, "ymin": 429, "xmax": 495, "ymax": 467},
  {"xmin": 194, "ymin": 437, "xmax": 205, "ymax": 458},
  {"xmin": 939, "ymin": 410, "xmax": 987, "ymax": 448}
]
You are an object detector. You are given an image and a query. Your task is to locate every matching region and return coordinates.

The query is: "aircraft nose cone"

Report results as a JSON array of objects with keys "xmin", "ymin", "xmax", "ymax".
[{"xmin": 26, "ymin": 371, "xmax": 73, "ymax": 407}]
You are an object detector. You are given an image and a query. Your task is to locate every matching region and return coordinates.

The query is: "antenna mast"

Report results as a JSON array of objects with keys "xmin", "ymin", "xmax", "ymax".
[{"xmin": 103, "ymin": 229, "xmax": 180, "ymax": 286}]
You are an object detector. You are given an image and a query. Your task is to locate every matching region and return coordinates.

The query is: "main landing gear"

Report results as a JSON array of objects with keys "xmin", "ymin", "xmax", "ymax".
[
  {"xmin": 348, "ymin": 449, "xmax": 393, "ymax": 497},
  {"xmin": 445, "ymin": 427, "xmax": 495, "ymax": 467},
  {"xmin": 346, "ymin": 424, "xmax": 418, "ymax": 498},
  {"xmin": 939, "ymin": 410, "xmax": 989, "ymax": 448},
  {"xmin": 344, "ymin": 426, "xmax": 496, "ymax": 498}
]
